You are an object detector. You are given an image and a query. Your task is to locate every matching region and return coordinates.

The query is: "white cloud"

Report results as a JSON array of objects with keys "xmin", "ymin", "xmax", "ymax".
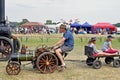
[
  {"xmin": 16, "ymin": 3, "xmax": 36, "ymax": 8},
  {"xmin": 5, "ymin": 0, "xmax": 120, "ymax": 24}
]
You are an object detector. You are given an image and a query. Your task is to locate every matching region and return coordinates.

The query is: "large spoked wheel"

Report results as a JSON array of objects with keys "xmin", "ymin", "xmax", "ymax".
[
  {"xmin": 36, "ymin": 52, "xmax": 58, "ymax": 74},
  {"xmin": 6, "ymin": 61, "xmax": 21, "ymax": 75},
  {"xmin": 86, "ymin": 57, "xmax": 96, "ymax": 66},
  {"xmin": 93, "ymin": 60, "xmax": 102, "ymax": 69},
  {"xmin": 113, "ymin": 59, "xmax": 120, "ymax": 68},
  {"xmin": 0, "ymin": 37, "xmax": 13, "ymax": 60},
  {"xmin": 105, "ymin": 57, "xmax": 114, "ymax": 64}
]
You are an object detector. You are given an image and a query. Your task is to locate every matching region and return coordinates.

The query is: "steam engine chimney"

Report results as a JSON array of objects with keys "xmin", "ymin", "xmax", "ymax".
[
  {"xmin": 0, "ymin": 0, "xmax": 5, "ymax": 24},
  {"xmin": 0, "ymin": 0, "xmax": 11, "ymax": 38}
]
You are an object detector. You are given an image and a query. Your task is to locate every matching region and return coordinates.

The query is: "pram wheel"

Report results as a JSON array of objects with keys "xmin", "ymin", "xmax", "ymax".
[
  {"xmin": 105, "ymin": 57, "xmax": 114, "ymax": 64},
  {"xmin": 113, "ymin": 59, "xmax": 120, "ymax": 68},
  {"xmin": 93, "ymin": 60, "xmax": 102, "ymax": 69},
  {"xmin": 86, "ymin": 57, "xmax": 96, "ymax": 66}
]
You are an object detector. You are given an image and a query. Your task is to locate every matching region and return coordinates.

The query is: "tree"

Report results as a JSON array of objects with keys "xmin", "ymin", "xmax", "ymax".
[
  {"xmin": 20, "ymin": 19, "xmax": 29, "ymax": 25},
  {"xmin": 45, "ymin": 20, "xmax": 52, "ymax": 24},
  {"xmin": 114, "ymin": 23, "xmax": 120, "ymax": 27}
]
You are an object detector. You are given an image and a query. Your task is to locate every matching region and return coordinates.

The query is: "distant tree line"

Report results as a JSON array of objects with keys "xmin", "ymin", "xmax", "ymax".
[
  {"xmin": 45, "ymin": 20, "xmax": 59, "ymax": 25},
  {"xmin": 9, "ymin": 19, "xmax": 60, "ymax": 28},
  {"xmin": 9, "ymin": 18, "xmax": 120, "ymax": 28},
  {"xmin": 114, "ymin": 23, "xmax": 120, "ymax": 27}
]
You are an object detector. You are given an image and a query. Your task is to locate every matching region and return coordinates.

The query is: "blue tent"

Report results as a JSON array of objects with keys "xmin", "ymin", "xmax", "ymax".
[
  {"xmin": 81, "ymin": 22, "xmax": 92, "ymax": 33},
  {"xmin": 70, "ymin": 22, "xmax": 81, "ymax": 30}
]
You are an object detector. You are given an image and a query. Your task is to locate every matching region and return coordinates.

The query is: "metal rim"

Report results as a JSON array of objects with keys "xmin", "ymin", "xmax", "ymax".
[
  {"xmin": 36, "ymin": 52, "xmax": 58, "ymax": 74},
  {"xmin": 105, "ymin": 57, "xmax": 114, "ymax": 64},
  {"xmin": 0, "ymin": 37, "xmax": 13, "ymax": 60},
  {"xmin": 86, "ymin": 57, "xmax": 95, "ymax": 66},
  {"xmin": 6, "ymin": 61, "xmax": 20, "ymax": 75},
  {"xmin": 93, "ymin": 60, "xmax": 102, "ymax": 69},
  {"xmin": 113, "ymin": 59, "xmax": 120, "ymax": 68}
]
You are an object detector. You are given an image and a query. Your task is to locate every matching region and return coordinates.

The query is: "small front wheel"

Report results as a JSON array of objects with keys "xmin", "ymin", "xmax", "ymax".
[
  {"xmin": 86, "ymin": 57, "xmax": 96, "ymax": 66},
  {"xmin": 6, "ymin": 61, "xmax": 21, "ymax": 75},
  {"xmin": 93, "ymin": 60, "xmax": 102, "ymax": 69}
]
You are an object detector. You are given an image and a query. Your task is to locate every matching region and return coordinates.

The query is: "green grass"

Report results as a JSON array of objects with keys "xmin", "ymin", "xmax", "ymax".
[{"xmin": 0, "ymin": 34, "xmax": 120, "ymax": 80}]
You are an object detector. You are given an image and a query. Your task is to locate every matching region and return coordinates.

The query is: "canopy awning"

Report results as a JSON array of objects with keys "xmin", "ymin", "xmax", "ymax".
[
  {"xmin": 81, "ymin": 22, "xmax": 92, "ymax": 32},
  {"xmin": 21, "ymin": 22, "xmax": 45, "ymax": 28},
  {"xmin": 93, "ymin": 22, "xmax": 117, "ymax": 31},
  {"xmin": 70, "ymin": 22, "xmax": 81, "ymax": 28}
]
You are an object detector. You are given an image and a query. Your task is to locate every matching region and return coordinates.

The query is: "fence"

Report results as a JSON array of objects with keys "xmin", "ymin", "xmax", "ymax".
[
  {"xmin": 14, "ymin": 34, "xmax": 120, "ymax": 43},
  {"xmin": 13, "ymin": 34, "xmax": 120, "ymax": 50}
]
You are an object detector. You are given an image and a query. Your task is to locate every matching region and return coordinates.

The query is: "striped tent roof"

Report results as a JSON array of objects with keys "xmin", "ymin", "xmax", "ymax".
[{"xmin": 22, "ymin": 22, "xmax": 45, "ymax": 27}]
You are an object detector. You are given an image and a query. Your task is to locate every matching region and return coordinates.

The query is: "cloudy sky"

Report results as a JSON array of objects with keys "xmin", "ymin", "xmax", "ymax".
[{"xmin": 5, "ymin": 0, "xmax": 120, "ymax": 24}]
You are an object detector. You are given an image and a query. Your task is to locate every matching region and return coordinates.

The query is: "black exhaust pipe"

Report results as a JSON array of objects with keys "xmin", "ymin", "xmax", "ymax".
[
  {"xmin": 0, "ymin": 0, "xmax": 11, "ymax": 38},
  {"xmin": 0, "ymin": 0, "xmax": 5, "ymax": 24}
]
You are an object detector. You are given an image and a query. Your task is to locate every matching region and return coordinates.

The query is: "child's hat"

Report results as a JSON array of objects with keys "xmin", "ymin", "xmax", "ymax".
[
  {"xmin": 90, "ymin": 37, "xmax": 96, "ymax": 41},
  {"xmin": 107, "ymin": 35, "xmax": 114, "ymax": 38}
]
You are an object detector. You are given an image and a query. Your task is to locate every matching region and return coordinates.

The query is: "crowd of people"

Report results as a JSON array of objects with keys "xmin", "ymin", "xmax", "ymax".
[
  {"xmin": 70, "ymin": 28, "xmax": 87, "ymax": 34},
  {"xmin": 13, "ymin": 27, "xmax": 51, "ymax": 34},
  {"xmin": 11, "ymin": 24, "xmax": 116, "ymax": 35},
  {"xmin": 94, "ymin": 28, "xmax": 116, "ymax": 35},
  {"xmin": 70, "ymin": 27, "xmax": 116, "ymax": 35}
]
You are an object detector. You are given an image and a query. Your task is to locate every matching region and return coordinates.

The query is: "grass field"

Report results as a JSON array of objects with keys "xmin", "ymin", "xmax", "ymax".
[{"xmin": 0, "ymin": 34, "xmax": 120, "ymax": 80}]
